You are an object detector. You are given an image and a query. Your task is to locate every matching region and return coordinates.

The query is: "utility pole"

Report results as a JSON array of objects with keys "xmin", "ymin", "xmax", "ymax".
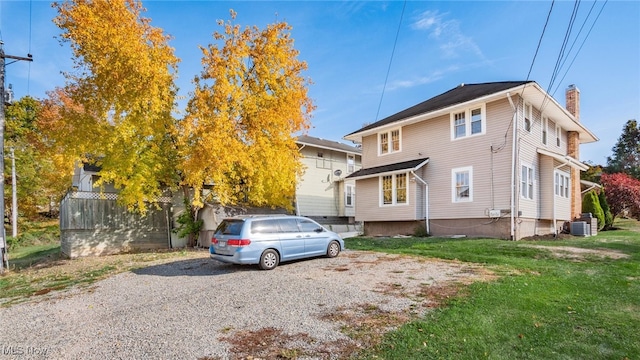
[{"xmin": 0, "ymin": 41, "xmax": 33, "ymax": 272}]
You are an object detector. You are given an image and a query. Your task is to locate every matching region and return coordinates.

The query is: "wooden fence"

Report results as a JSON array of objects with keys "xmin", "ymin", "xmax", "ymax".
[{"xmin": 60, "ymin": 191, "xmax": 172, "ymax": 258}]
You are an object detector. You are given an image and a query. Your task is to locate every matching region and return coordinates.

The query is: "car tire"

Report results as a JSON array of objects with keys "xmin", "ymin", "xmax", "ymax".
[
  {"xmin": 326, "ymin": 241, "xmax": 340, "ymax": 258},
  {"xmin": 259, "ymin": 249, "xmax": 279, "ymax": 270}
]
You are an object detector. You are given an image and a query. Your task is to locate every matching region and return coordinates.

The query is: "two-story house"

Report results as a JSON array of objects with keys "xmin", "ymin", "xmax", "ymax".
[
  {"xmin": 296, "ymin": 135, "xmax": 362, "ymax": 224},
  {"xmin": 344, "ymin": 81, "xmax": 598, "ymax": 240}
]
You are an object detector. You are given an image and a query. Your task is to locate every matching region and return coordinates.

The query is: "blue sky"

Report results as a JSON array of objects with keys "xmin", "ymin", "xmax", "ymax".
[{"xmin": 1, "ymin": 1, "xmax": 638, "ymax": 165}]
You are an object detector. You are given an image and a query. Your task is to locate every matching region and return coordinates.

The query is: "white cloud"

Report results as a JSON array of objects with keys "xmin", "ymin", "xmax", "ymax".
[{"xmin": 412, "ymin": 10, "xmax": 483, "ymax": 59}]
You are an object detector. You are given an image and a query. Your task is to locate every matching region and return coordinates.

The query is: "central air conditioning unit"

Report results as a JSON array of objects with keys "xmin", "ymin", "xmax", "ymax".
[{"xmin": 570, "ymin": 221, "xmax": 589, "ymax": 236}]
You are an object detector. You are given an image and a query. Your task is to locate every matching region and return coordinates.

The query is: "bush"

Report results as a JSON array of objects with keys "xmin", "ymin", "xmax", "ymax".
[
  {"xmin": 582, "ymin": 191, "xmax": 605, "ymax": 231},
  {"xmin": 598, "ymin": 190, "xmax": 614, "ymax": 230},
  {"xmin": 413, "ymin": 224, "xmax": 429, "ymax": 237}
]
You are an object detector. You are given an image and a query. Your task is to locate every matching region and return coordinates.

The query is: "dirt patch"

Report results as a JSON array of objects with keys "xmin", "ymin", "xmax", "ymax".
[{"xmin": 524, "ymin": 245, "xmax": 629, "ymax": 260}]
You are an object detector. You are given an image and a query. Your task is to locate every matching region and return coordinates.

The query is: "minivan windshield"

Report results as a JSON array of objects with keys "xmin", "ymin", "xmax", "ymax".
[{"xmin": 215, "ymin": 220, "xmax": 244, "ymax": 235}]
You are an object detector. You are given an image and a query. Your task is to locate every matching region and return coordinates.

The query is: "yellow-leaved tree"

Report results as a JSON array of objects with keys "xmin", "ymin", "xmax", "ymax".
[
  {"xmin": 178, "ymin": 10, "xmax": 313, "ymax": 209},
  {"xmin": 50, "ymin": 0, "xmax": 180, "ymax": 212}
]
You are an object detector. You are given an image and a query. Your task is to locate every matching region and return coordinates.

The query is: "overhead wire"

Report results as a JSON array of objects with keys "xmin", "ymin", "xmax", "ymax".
[
  {"xmin": 374, "ymin": 0, "xmax": 406, "ymax": 122},
  {"xmin": 552, "ymin": 0, "xmax": 608, "ymax": 97}
]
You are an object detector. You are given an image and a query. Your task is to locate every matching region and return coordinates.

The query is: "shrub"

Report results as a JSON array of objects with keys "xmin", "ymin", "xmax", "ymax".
[
  {"xmin": 582, "ymin": 190, "xmax": 605, "ymax": 231},
  {"xmin": 598, "ymin": 190, "xmax": 614, "ymax": 230},
  {"xmin": 413, "ymin": 224, "xmax": 429, "ymax": 237}
]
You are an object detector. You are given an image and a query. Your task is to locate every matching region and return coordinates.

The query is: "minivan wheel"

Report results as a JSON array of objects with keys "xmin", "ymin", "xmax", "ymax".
[
  {"xmin": 326, "ymin": 241, "xmax": 340, "ymax": 258},
  {"xmin": 259, "ymin": 249, "xmax": 279, "ymax": 270}
]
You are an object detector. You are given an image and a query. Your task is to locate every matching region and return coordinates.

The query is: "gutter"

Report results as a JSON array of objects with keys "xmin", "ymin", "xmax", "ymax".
[{"xmin": 410, "ymin": 170, "xmax": 429, "ymax": 235}]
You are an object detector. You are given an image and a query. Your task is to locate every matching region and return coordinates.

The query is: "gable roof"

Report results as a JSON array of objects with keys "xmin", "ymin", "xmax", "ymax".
[
  {"xmin": 344, "ymin": 81, "xmax": 598, "ymax": 144},
  {"xmin": 345, "ymin": 157, "xmax": 429, "ymax": 180},
  {"xmin": 296, "ymin": 135, "xmax": 361, "ymax": 154}
]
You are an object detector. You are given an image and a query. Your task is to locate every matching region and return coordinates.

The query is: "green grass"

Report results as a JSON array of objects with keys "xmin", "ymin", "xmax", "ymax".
[{"xmin": 347, "ymin": 219, "xmax": 640, "ymax": 360}]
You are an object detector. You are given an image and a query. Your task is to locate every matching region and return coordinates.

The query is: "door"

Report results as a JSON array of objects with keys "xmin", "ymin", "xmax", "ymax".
[
  {"xmin": 298, "ymin": 218, "xmax": 328, "ymax": 256},
  {"xmin": 277, "ymin": 218, "xmax": 306, "ymax": 260}
]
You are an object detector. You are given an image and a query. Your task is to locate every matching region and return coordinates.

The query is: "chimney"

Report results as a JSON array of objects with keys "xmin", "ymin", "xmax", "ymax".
[
  {"xmin": 565, "ymin": 84, "xmax": 582, "ymax": 220},
  {"xmin": 566, "ymin": 84, "xmax": 580, "ymax": 121}
]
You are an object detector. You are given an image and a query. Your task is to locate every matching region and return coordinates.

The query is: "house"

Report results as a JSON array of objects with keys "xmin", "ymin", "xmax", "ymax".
[
  {"xmin": 295, "ymin": 135, "xmax": 362, "ymax": 224},
  {"xmin": 343, "ymin": 81, "xmax": 598, "ymax": 240}
]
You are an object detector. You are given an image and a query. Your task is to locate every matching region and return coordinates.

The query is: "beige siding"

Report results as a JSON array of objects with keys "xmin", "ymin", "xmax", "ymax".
[{"xmin": 354, "ymin": 177, "xmax": 417, "ymax": 221}]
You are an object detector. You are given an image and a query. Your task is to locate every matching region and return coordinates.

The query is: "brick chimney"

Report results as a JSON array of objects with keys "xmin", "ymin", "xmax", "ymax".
[{"xmin": 566, "ymin": 84, "xmax": 581, "ymax": 219}]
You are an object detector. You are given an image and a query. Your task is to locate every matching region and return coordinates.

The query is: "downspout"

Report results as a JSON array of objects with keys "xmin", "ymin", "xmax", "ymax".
[
  {"xmin": 507, "ymin": 93, "xmax": 517, "ymax": 240},
  {"xmin": 411, "ymin": 170, "xmax": 429, "ymax": 235}
]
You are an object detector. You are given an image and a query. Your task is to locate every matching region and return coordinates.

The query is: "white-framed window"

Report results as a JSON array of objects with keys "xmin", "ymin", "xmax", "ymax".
[
  {"xmin": 521, "ymin": 164, "xmax": 534, "ymax": 200},
  {"xmin": 542, "ymin": 116, "xmax": 548, "ymax": 145},
  {"xmin": 380, "ymin": 173, "xmax": 408, "ymax": 206},
  {"xmin": 347, "ymin": 154, "xmax": 355, "ymax": 173},
  {"xmin": 378, "ymin": 128, "xmax": 401, "ymax": 155},
  {"xmin": 451, "ymin": 166, "xmax": 473, "ymax": 203},
  {"xmin": 524, "ymin": 102, "xmax": 532, "ymax": 132},
  {"xmin": 555, "ymin": 124, "xmax": 561, "ymax": 147},
  {"xmin": 451, "ymin": 105, "xmax": 486, "ymax": 140},
  {"xmin": 555, "ymin": 170, "xmax": 570, "ymax": 198},
  {"xmin": 345, "ymin": 184, "xmax": 355, "ymax": 207}
]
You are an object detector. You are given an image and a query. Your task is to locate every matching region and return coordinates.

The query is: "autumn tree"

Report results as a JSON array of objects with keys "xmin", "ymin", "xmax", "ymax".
[
  {"xmin": 178, "ymin": 10, "xmax": 313, "ymax": 209},
  {"xmin": 600, "ymin": 172, "xmax": 640, "ymax": 223},
  {"xmin": 606, "ymin": 119, "xmax": 640, "ymax": 180},
  {"xmin": 50, "ymin": 0, "xmax": 180, "ymax": 212}
]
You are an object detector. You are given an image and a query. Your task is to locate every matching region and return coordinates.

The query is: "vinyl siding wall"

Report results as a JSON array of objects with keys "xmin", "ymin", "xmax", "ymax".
[{"xmin": 296, "ymin": 145, "xmax": 361, "ymax": 217}]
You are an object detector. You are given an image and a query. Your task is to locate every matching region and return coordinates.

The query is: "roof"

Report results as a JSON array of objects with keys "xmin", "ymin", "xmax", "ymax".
[
  {"xmin": 347, "ymin": 81, "xmax": 532, "ymax": 137},
  {"xmin": 296, "ymin": 135, "xmax": 361, "ymax": 154},
  {"xmin": 344, "ymin": 81, "xmax": 598, "ymax": 144},
  {"xmin": 345, "ymin": 157, "xmax": 429, "ymax": 180}
]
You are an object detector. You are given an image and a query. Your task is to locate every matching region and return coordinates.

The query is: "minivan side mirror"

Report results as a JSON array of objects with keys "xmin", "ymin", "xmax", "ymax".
[{"xmin": 314, "ymin": 227, "xmax": 324, "ymax": 233}]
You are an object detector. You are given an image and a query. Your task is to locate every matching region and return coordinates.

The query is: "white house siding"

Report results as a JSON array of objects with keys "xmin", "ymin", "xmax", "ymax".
[
  {"xmin": 517, "ymin": 99, "xmax": 543, "ymax": 220},
  {"xmin": 296, "ymin": 144, "xmax": 361, "ymax": 218}
]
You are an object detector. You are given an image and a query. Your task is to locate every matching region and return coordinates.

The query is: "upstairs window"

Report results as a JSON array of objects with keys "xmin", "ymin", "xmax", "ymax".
[
  {"xmin": 542, "ymin": 117, "xmax": 548, "ymax": 145},
  {"xmin": 347, "ymin": 154, "xmax": 356, "ymax": 173},
  {"xmin": 556, "ymin": 124, "xmax": 562, "ymax": 147},
  {"xmin": 524, "ymin": 103, "xmax": 532, "ymax": 132},
  {"xmin": 451, "ymin": 105, "xmax": 485, "ymax": 140},
  {"xmin": 378, "ymin": 128, "xmax": 401, "ymax": 155}
]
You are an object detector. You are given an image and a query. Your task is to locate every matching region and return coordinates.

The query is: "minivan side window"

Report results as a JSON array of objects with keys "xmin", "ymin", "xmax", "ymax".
[
  {"xmin": 216, "ymin": 220, "xmax": 244, "ymax": 235},
  {"xmin": 278, "ymin": 218, "xmax": 300, "ymax": 233},
  {"xmin": 251, "ymin": 220, "xmax": 279, "ymax": 234},
  {"xmin": 298, "ymin": 219, "xmax": 321, "ymax": 232}
]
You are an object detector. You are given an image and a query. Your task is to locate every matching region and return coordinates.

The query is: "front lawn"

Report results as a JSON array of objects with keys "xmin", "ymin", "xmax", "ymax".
[{"xmin": 345, "ymin": 219, "xmax": 640, "ymax": 359}]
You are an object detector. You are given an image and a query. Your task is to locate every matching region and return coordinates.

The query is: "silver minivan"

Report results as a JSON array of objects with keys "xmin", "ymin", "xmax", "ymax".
[{"xmin": 209, "ymin": 215, "xmax": 345, "ymax": 270}]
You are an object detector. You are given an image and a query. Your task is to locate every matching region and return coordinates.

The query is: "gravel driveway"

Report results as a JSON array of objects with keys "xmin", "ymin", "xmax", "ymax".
[{"xmin": 0, "ymin": 249, "xmax": 488, "ymax": 359}]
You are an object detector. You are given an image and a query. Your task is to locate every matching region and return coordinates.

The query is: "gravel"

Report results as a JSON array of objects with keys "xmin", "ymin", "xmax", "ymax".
[{"xmin": 0, "ymin": 249, "xmax": 485, "ymax": 359}]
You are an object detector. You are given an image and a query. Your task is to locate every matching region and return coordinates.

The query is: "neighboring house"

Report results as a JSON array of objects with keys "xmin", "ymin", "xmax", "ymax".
[
  {"xmin": 344, "ymin": 81, "xmax": 598, "ymax": 240},
  {"xmin": 295, "ymin": 135, "xmax": 362, "ymax": 224}
]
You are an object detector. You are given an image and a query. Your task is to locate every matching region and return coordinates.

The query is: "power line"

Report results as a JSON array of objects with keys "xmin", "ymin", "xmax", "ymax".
[
  {"xmin": 525, "ymin": 0, "xmax": 555, "ymax": 82},
  {"xmin": 375, "ymin": 0, "xmax": 406, "ymax": 122},
  {"xmin": 552, "ymin": 0, "xmax": 608, "ymax": 97}
]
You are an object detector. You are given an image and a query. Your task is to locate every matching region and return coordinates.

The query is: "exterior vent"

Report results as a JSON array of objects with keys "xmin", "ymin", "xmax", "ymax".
[{"xmin": 570, "ymin": 221, "xmax": 589, "ymax": 236}]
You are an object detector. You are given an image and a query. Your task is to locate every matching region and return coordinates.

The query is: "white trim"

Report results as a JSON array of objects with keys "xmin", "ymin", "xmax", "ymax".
[
  {"xmin": 379, "ymin": 172, "xmax": 410, "ymax": 206},
  {"xmin": 520, "ymin": 163, "xmax": 535, "ymax": 200},
  {"xmin": 451, "ymin": 166, "xmax": 473, "ymax": 203},
  {"xmin": 542, "ymin": 116, "xmax": 548, "ymax": 145},
  {"xmin": 555, "ymin": 170, "xmax": 570, "ymax": 198},
  {"xmin": 537, "ymin": 148, "xmax": 588, "ymax": 171},
  {"xmin": 450, "ymin": 103, "xmax": 486, "ymax": 140},
  {"xmin": 378, "ymin": 128, "xmax": 402, "ymax": 156},
  {"xmin": 345, "ymin": 184, "xmax": 355, "ymax": 207}
]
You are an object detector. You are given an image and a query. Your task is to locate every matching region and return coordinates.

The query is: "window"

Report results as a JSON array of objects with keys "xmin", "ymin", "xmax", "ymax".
[
  {"xmin": 521, "ymin": 165, "xmax": 534, "ymax": 200},
  {"xmin": 542, "ymin": 117, "xmax": 548, "ymax": 145},
  {"xmin": 524, "ymin": 103, "xmax": 532, "ymax": 132},
  {"xmin": 278, "ymin": 218, "xmax": 301, "ymax": 233},
  {"xmin": 452, "ymin": 166, "xmax": 473, "ymax": 202},
  {"xmin": 379, "ymin": 129, "xmax": 401, "ymax": 155},
  {"xmin": 347, "ymin": 154, "xmax": 355, "ymax": 173},
  {"xmin": 380, "ymin": 173, "xmax": 408, "ymax": 205},
  {"xmin": 556, "ymin": 124, "xmax": 561, "ymax": 147},
  {"xmin": 555, "ymin": 171, "xmax": 570, "ymax": 198},
  {"xmin": 298, "ymin": 219, "xmax": 321, "ymax": 232},
  {"xmin": 316, "ymin": 152, "xmax": 331, "ymax": 169},
  {"xmin": 345, "ymin": 184, "xmax": 355, "ymax": 207},
  {"xmin": 451, "ymin": 105, "xmax": 485, "ymax": 140}
]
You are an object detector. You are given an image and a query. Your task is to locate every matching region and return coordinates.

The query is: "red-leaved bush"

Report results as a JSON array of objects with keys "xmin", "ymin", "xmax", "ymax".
[{"xmin": 600, "ymin": 173, "xmax": 640, "ymax": 221}]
